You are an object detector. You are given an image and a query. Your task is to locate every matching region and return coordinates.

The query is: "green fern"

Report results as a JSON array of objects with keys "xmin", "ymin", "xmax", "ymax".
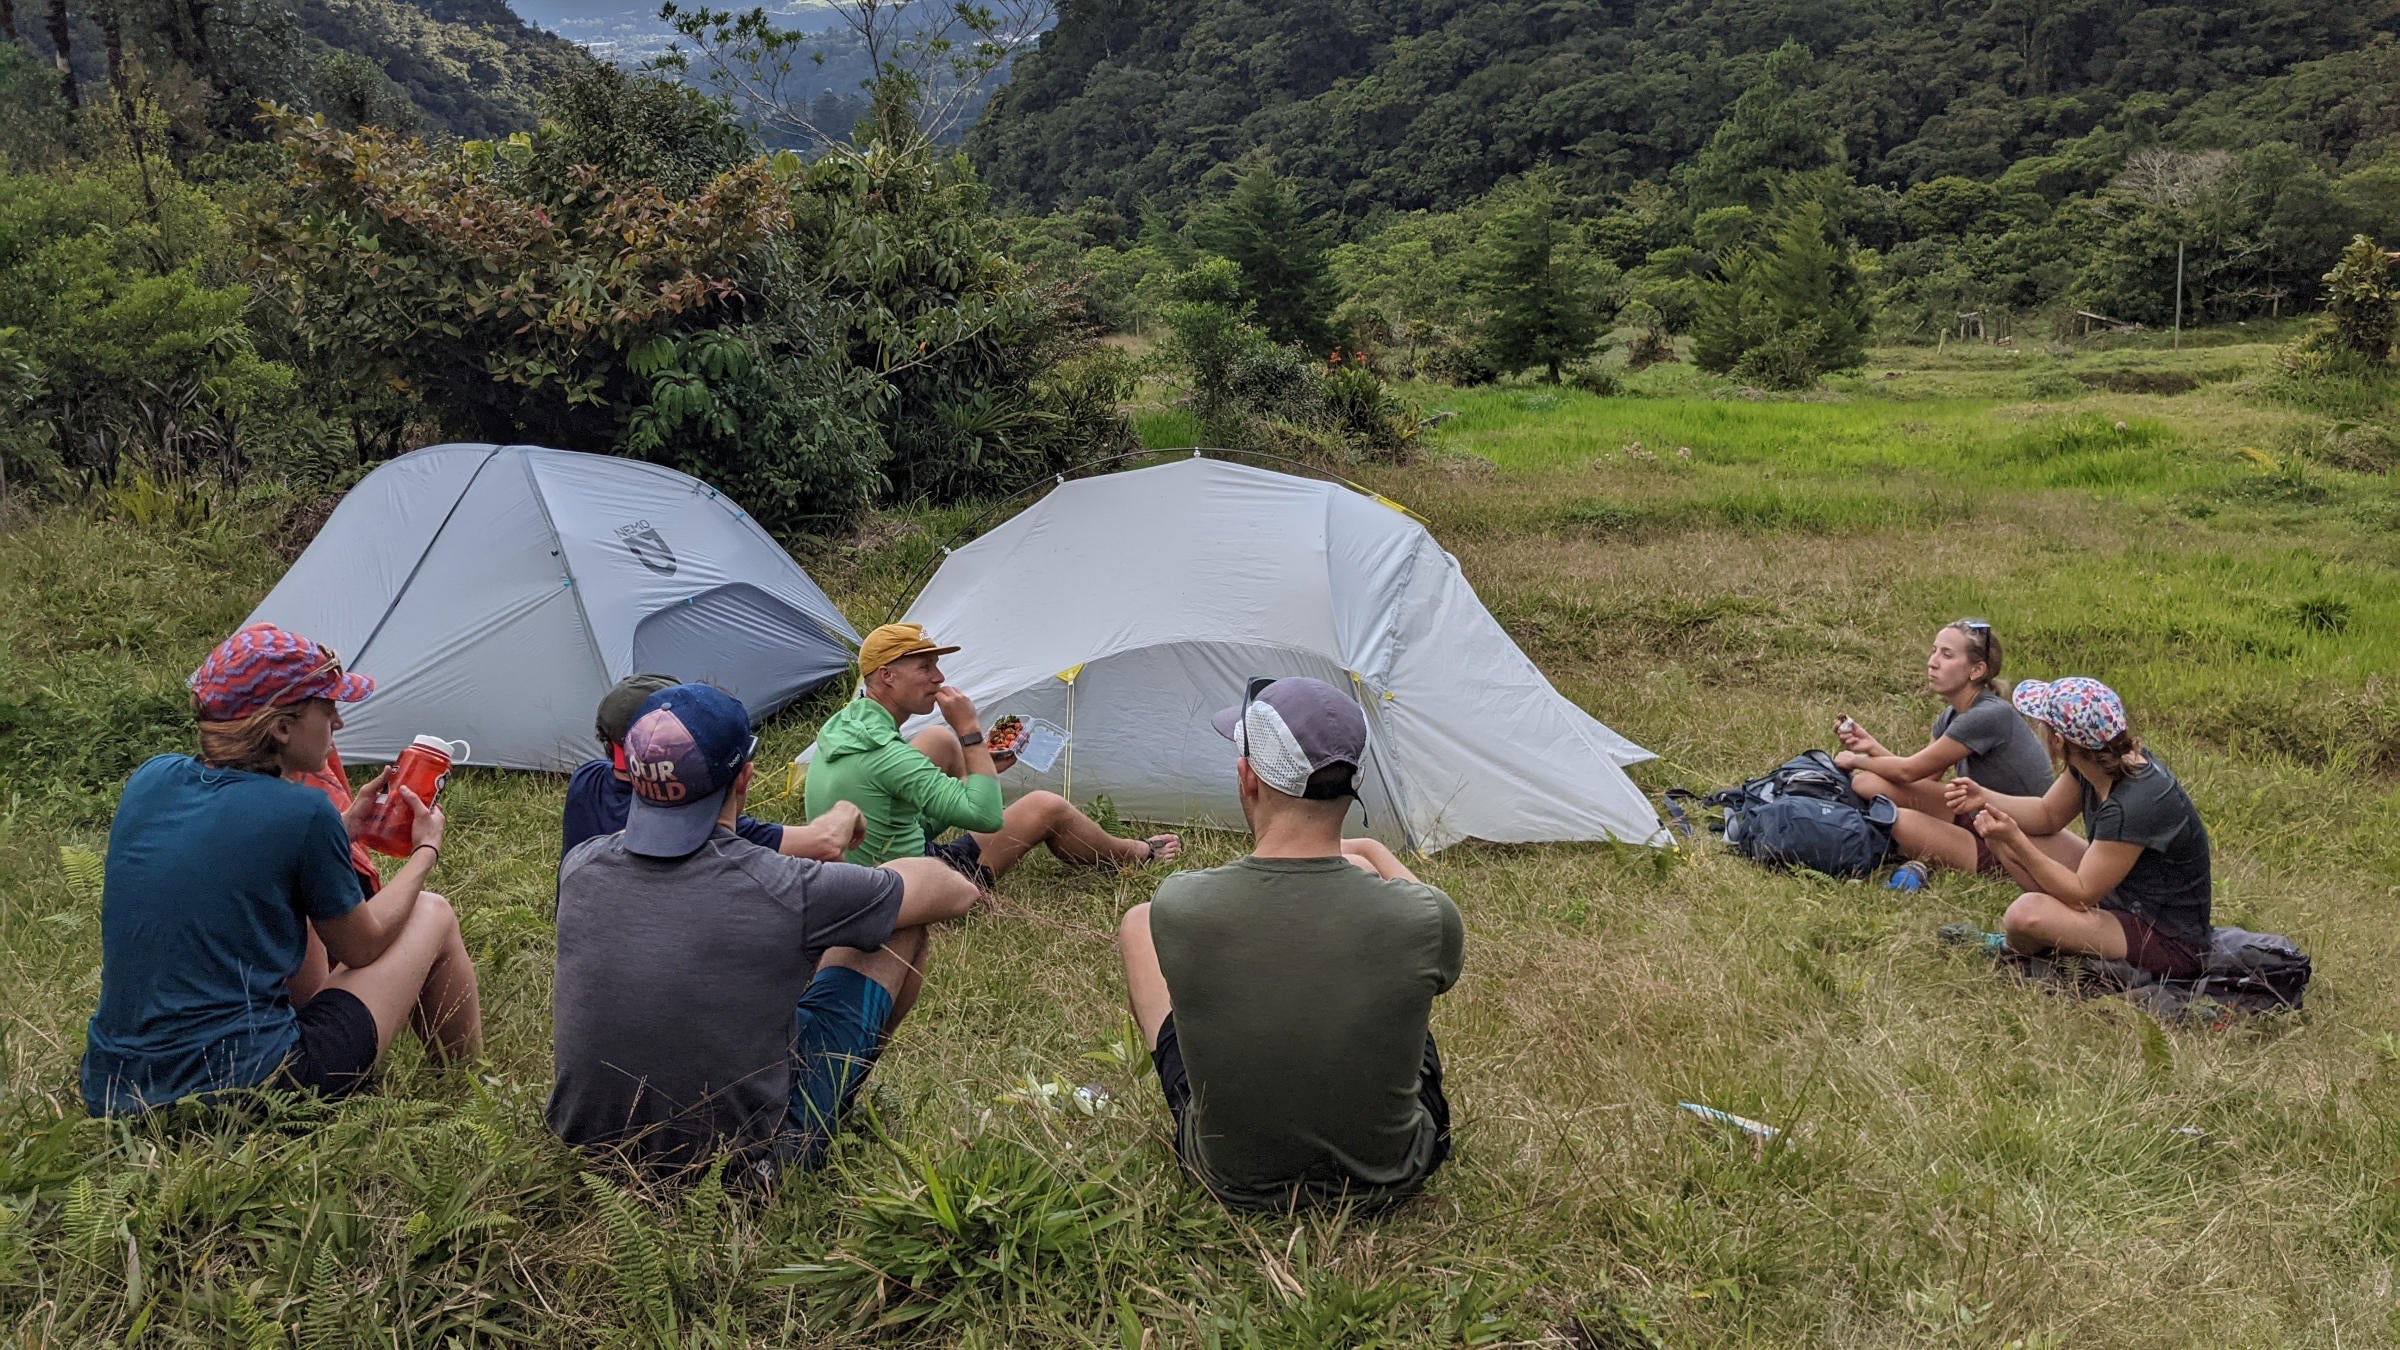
[
  {"xmin": 299, "ymin": 1244, "xmax": 347, "ymax": 1350},
  {"xmin": 0, "ymin": 1200, "xmax": 24, "ymax": 1281},
  {"xmin": 582, "ymin": 1172, "xmax": 678, "ymax": 1344},
  {"xmin": 683, "ymin": 1160, "xmax": 728, "ymax": 1252},
  {"xmin": 59, "ymin": 844, "xmax": 105, "ymax": 905},
  {"xmin": 229, "ymin": 1280, "xmax": 286, "ymax": 1350},
  {"xmin": 62, "ymin": 1174, "xmax": 115, "ymax": 1267}
]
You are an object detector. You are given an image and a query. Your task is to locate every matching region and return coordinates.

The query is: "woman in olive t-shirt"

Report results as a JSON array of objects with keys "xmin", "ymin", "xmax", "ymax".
[
  {"xmin": 1947, "ymin": 677, "xmax": 2212, "ymax": 979},
  {"xmin": 1836, "ymin": 620, "xmax": 2084, "ymax": 881}
]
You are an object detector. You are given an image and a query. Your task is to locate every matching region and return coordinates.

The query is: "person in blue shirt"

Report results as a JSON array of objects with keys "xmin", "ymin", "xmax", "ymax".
[
  {"xmin": 81, "ymin": 624, "xmax": 484, "ymax": 1115},
  {"xmin": 559, "ymin": 673, "xmax": 861, "ymax": 862}
]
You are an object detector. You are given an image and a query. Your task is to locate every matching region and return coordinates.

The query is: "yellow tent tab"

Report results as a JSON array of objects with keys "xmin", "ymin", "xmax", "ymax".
[
  {"xmin": 1055, "ymin": 663, "xmax": 1086, "ymax": 684},
  {"xmin": 1346, "ymin": 670, "xmax": 1397, "ymax": 702},
  {"xmin": 1370, "ymin": 493, "xmax": 1426, "ymax": 524}
]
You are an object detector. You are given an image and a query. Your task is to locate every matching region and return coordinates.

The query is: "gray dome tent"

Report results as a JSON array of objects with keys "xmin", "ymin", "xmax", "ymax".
[{"xmin": 245, "ymin": 443, "xmax": 857, "ymax": 771}]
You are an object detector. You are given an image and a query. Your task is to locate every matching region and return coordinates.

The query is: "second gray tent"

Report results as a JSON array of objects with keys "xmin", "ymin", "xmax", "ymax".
[{"xmin": 246, "ymin": 442, "xmax": 858, "ymax": 771}]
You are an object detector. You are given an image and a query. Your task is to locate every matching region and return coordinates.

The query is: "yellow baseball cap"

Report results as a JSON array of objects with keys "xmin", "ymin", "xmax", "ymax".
[{"xmin": 858, "ymin": 622, "xmax": 960, "ymax": 678}]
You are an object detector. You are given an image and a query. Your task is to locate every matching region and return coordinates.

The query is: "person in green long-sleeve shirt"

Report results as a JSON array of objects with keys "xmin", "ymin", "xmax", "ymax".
[{"xmin": 804, "ymin": 624, "xmax": 1179, "ymax": 889}]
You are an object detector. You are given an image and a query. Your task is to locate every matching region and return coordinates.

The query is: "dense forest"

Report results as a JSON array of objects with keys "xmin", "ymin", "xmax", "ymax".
[
  {"xmin": 974, "ymin": 0, "xmax": 2400, "ymax": 219},
  {"xmin": 0, "ymin": 0, "xmax": 1130, "ymax": 534},
  {"xmin": 970, "ymin": 0, "xmax": 2400, "ymax": 400},
  {"xmin": 9, "ymin": 0, "xmax": 582, "ymax": 139}
]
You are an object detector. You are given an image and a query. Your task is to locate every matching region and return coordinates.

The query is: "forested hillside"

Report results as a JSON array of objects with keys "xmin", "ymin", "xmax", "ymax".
[
  {"xmin": 972, "ymin": 0, "xmax": 2400, "ymax": 219},
  {"xmin": 12, "ymin": 0, "xmax": 586, "ymax": 140}
]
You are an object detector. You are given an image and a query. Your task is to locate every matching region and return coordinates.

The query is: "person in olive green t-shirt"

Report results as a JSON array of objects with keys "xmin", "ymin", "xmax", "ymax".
[
  {"xmin": 805, "ymin": 623, "xmax": 1178, "ymax": 887},
  {"xmin": 1118, "ymin": 677, "xmax": 1463, "ymax": 1212}
]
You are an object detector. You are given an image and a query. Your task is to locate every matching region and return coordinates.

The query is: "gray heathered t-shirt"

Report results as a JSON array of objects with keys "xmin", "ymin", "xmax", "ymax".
[
  {"xmin": 2080, "ymin": 755, "xmax": 2213, "ymax": 951},
  {"xmin": 1932, "ymin": 690, "xmax": 2054, "ymax": 798},
  {"xmin": 548, "ymin": 826, "xmax": 903, "ymax": 1168},
  {"xmin": 1151, "ymin": 856, "xmax": 1463, "ymax": 1211}
]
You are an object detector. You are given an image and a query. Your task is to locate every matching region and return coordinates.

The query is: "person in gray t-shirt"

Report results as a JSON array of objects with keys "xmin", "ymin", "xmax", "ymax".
[
  {"xmin": 1948, "ymin": 677, "xmax": 2211, "ymax": 979},
  {"xmin": 1836, "ymin": 620, "xmax": 2085, "ymax": 883},
  {"xmin": 547, "ymin": 684, "xmax": 979, "ymax": 1172}
]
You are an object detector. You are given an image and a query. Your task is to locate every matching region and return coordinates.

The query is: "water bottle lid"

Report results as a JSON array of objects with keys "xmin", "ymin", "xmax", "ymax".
[{"xmin": 409, "ymin": 734, "xmax": 457, "ymax": 757}]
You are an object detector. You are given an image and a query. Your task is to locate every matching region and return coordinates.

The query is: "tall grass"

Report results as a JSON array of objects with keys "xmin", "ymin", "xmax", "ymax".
[{"xmin": 4, "ymin": 336, "xmax": 2399, "ymax": 1344}]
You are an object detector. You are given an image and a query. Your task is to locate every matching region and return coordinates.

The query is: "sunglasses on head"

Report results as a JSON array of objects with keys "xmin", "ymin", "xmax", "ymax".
[{"xmin": 1238, "ymin": 676, "xmax": 1275, "ymax": 758}]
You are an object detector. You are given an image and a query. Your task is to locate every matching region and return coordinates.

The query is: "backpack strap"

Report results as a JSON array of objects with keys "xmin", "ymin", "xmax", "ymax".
[{"xmin": 1661, "ymin": 789, "xmax": 1701, "ymax": 839}]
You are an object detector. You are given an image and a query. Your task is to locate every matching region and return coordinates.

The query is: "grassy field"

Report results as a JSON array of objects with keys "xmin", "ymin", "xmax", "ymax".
[{"xmin": 4, "ymin": 334, "xmax": 2399, "ymax": 1347}]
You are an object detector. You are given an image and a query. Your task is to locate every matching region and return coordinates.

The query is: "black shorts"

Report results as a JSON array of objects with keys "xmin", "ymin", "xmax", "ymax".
[
  {"xmin": 2107, "ymin": 909, "xmax": 2206, "ymax": 980},
  {"xmin": 1151, "ymin": 1014, "xmax": 1452, "ymax": 1169},
  {"xmin": 925, "ymin": 834, "xmax": 996, "ymax": 890},
  {"xmin": 276, "ymin": 988, "xmax": 379, "ymax": 1100}
]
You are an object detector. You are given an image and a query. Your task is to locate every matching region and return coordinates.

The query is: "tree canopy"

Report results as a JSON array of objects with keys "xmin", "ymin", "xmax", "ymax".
[{"xmin": 971, "ymin": 0, "xmax": 2400, "ymax": 220}]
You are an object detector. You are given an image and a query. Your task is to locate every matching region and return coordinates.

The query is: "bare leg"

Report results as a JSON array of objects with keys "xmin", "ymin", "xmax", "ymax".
[
  {"xmin": 2000, "ymin": 892, "xmax": 2129, "ymax": 959},
  {"xmin": 1116, "ymin": 902, "xmax": 1173, "ymax": 1050},
  {"xmin": 972, "ymin": 790, "xmax": 1168, "ymax": 876},
  {"xmin": 1996, "ymin": 829, "xmax": 2087, "ymax": 891},
  {"xmin": 1851, "ymin": 770, "xmax": 1949, "ymax": 815},
  {"xmin": 912, "ymin": 725, "xmax": 966, "ymax": 777},
  {"xmin": 1891, "ymin": 807, "xmax": 1982, "ymax": 873},
  {"xmin": 318, "ymin": 891, "xmax": 482, "ymax": 1062},
  {"xmin": 915, "ymin": 726, "xmax": 1181, "ymax": 878},
  {"xmin": 881, "ymin": 855, "xmax": 979, "ymax": 931}
]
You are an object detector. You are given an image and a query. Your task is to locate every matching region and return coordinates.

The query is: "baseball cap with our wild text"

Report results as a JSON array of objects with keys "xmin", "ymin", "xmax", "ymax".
[{"xmin": 621, "ymin": 683, "xmax": 755, "ymax": 857}]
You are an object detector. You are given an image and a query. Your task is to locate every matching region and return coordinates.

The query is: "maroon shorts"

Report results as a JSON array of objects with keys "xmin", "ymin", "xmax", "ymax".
[
  {"xmin": 1953, "ymin": 813, "xmax": 2003, "ymax": 877},
  {"xmin": 2108, "ymin": 909, "xmax": 2205, "ymax": 980}
]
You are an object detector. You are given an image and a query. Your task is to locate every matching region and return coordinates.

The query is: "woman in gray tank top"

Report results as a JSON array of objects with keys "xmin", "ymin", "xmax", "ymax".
[{"xmin": 1834, "ymin": 620, "xmax": 2085, "ymax": 883}]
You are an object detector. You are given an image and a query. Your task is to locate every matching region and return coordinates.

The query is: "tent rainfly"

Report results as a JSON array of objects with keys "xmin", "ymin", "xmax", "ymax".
[
  {"xmin": 245, "ymin": 443, "xmax": 858, "ymax": 771},
  {"xmin": 868, "ymin": 455, "xmax": 1664, "ymax": 851}
]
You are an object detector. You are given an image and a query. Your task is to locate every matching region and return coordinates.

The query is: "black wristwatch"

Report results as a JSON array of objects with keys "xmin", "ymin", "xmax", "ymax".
[{"xmin": 957, "ymin": 730, "xmax": 986, "ymax": 748}]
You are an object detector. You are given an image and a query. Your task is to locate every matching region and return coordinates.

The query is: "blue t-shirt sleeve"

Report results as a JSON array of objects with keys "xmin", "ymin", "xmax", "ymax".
[
  {"xmin": 561, "ymin": 760, "xmax": 620, "ymax": 859},
  {"xmin": 297, "ymin": 796, "xmax": 365, "ymax": 922},
  {"xmin": 734, "ymin": 814, "xmax": 786, "ymax": 852}
]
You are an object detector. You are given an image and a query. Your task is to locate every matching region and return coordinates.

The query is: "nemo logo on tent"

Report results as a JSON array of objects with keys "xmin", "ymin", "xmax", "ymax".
[{"xmin": 617, "ymin": 520, "xmax": 678, "ymax": 575}]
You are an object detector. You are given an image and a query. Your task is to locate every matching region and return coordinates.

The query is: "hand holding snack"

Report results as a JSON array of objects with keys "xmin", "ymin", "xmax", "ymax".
[
  {"xmin": 1835, "ymin": 717, "xmax": 1880, "ymax": 755},
  {"xmin": 934, "ymin": 685, "xmax": 981, "ymax": 737}
]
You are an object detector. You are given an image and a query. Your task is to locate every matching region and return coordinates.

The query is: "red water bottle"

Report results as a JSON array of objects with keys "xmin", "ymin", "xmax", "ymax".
[{"xmin": 360, "ymin": 736, "xmax": 469, "ymax": 857}]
